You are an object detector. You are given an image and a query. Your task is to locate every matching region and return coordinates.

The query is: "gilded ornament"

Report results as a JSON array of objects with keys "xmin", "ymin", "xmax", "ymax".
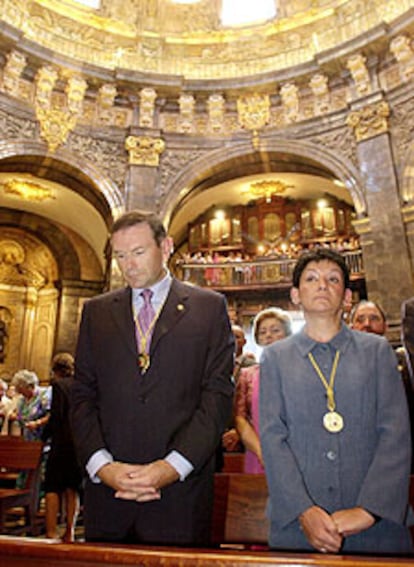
[
  {"xmin": 244, "ymin": 180, "xmax": 294, "ymax": 203},
  {"xmin": 346, "ymin": 101, "xmax": 390, "ymax": 142},
  {"xmin": 34, "ymin": 70, "xmax": 87, "ymax": 151},
  {"xmin": 125, "ymin": 135, "xmax": 165, "ymax": 166},
  {"xmin": 36, "ymin": 107, "xmax": 78, "ymax": 152},
  {"xmin": 237, "ymin": 94, "xmax": 270, "ymax": 132},
  {"xmin": 1, "ymin": 179, "xmax": 55, "ymax": 202}
]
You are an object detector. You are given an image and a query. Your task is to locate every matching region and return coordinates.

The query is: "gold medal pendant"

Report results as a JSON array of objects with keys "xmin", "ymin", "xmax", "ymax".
[
  {"xmin": 323, "ymin": 411, "xmax": 344, "ymax": 433},
  {"xmin": 138, "ymin": 352, "xmax": 150, "ymax": 374}
]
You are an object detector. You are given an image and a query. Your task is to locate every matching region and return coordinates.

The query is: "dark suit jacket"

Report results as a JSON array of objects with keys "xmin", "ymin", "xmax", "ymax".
[
  {"xmin": 71, "ymin": 278, "xmax": 234, "ymax": 545},
  {"xmin": 402, "ymin": 297, "xmax": 414, "ymax": 388}
]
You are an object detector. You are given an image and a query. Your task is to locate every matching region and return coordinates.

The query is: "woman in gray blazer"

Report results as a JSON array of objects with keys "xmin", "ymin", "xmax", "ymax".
[{"xmin": 260, "ymin": 248, "xmax": 413, "ymax": 554}]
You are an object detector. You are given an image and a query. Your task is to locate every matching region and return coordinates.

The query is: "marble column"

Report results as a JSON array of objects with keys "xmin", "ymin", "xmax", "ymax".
[
  {"xmin": 124, "ymin": 130, "xmax": 165, "ymax": 212},
  {"xmin": 348, "ymin": 94, "xmax": 413, "ymax": 339}
]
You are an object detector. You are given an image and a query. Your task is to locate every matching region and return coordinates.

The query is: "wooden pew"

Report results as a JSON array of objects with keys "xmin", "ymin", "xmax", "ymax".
[
  {"xmin": 222, "ymin": 452, "xmax": 245, "ymax": 473},
  {"xmin": 212, "ymin": 472, "xmax": 269, "ymax": 547},
  {"xmin": 0, "ymin": 536, "xmax": 413, "ymax": 567},
  {"xmin": 212, "ymin": 473, "xmax": 414, "ymax": 549},
  {"xmin": 0, "ymin": 436, "xmax": 43, "ymax": 536}
]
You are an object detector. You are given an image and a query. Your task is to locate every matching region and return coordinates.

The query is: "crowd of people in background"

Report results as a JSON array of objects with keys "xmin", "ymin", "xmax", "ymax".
[
  {"xmin": 176, "ymin": 236, "xmax": 361, "ymax": 287},
  {"xmin": 180, "ymin": 235, "xmax": 361, "ymax": 266}
]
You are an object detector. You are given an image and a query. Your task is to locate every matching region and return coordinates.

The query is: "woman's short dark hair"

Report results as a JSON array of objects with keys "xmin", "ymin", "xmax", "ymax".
[
  {"xmin": 292, "ymin": 248, "xmax": 350, "ymax": 289},
  {"xmin": 51, "ymin": 352, "xmax": 75, "ymax": 378},
  {"xmin": 110, "ymin": 210, "xmax": 167, "ymax": 247}
]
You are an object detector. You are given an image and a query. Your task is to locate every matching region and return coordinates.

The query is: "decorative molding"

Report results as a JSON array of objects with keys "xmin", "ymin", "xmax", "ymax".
[
  {"xmin": 346, "ymin": 54, "xmax": 372, "ymax": 97},
  {"xmin": 178, "ymin": 94, "xmax": 195, "ymax": 134},
  {"xmin": 139, "ymin": 88, "xmax": 157, "ymax": 129},
  {"xmin": 309, "ymin": 73, "xmax": 331, "ymax": 116},
  {"xmin": 207, "ymin": 94, "xmax": 225, "ymax": 134},
  {"xmin": 1, "ymin": 0, "xmax": 411, "ymax": 81},
  {"xmin": 1, "ymin": 50, "xmax": 26, "ymax": 97}
]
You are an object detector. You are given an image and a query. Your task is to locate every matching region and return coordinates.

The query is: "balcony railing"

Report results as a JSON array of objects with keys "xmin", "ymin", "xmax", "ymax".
[{"xmin": 176, "ymin": 250, "xmax": 364, "ymax": 290}]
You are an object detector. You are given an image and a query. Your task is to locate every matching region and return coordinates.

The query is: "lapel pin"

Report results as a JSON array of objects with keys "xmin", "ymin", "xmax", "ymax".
[{"xmin": 177, "ymin": 304, "xmax": 185, "ymax": 311}]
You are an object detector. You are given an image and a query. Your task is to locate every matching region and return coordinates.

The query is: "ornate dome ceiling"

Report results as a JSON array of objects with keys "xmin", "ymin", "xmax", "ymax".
[
  {"xmin": 1, "ymin": 0, "xmax": 411, "ymax": 85},
  {"xmin": 1, "ymin": 0, "xmax": 414, "ymax": 259}
]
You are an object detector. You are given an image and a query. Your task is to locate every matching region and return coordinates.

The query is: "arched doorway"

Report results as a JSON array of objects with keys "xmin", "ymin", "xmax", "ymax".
[
  {"xmin": 0, "ymin": 142, "xmax": 123, "ymax": 381},
  {"xmin": 164, "ymin": 138, "xmax": 367, "ymax": 330}
]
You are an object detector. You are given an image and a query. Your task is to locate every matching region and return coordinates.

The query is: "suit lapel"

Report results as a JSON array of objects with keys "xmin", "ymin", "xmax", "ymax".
[
  {"xmin": 110, "ymin": 287, "xmax": 138, "ymax": 358},
  {"xmin": 150, "ymin": 279, "xmax": 189, "ymax": 354}
]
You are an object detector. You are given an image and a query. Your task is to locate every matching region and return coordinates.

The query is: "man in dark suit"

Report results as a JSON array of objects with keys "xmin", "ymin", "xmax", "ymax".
[
  {"xmin": 71, "ymin": 210, "xmax": 234, "ymax": 545},
  {"xmin": 402, "ymin": 297, "xmax": 414, "ymax": 388}
]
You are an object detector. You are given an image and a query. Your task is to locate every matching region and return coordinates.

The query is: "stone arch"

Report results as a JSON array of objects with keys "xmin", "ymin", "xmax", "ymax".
[
  {"xmin": 0, "ymin": 139, "xmax": 124, "ymax": 219},
  {"xmin": 161, "ymin": 138, "xmax": 367, "ymax": 228},
  {"xmin": 0, "ymin": 210, "xmax": 80, "ymax": 280}
]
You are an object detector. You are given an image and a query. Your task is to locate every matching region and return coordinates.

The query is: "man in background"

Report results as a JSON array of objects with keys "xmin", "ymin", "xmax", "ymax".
[{"xmin": 350, "ymin": 300, "xmax": 387, "ymax": 336}]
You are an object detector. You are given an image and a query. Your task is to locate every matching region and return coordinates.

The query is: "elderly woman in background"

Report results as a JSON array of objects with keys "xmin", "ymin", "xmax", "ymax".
[
  {"xmin": 234, "ymin": 307, "xmax": 292, "ymax": 473},
  {"xmin": 10, "ymin": 369, "xmax": 51, "ymax": 441}
]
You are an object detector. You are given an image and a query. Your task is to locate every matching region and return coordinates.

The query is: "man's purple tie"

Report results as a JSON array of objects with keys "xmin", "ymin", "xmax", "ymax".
[{"xmin": 137, "ymin": 289, "xmax": 155, "ymax": 351}]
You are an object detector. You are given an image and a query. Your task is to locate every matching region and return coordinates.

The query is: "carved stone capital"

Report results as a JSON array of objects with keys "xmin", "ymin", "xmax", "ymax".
[
  {"xmin": 346, "ymin": 101, "xmax": 389, "ymax": 142},
  {"xmin": 125, "ymin": 135, "xmax": 165, "ymax": 166}
]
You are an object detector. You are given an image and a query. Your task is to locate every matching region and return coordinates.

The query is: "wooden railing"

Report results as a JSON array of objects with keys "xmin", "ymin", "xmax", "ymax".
[
  {"xmin": 0, "ymin": 469, "xmax": 413, "ymax": 566},
  {"xmin": 177, "ymin": 250, "xmax": 364, "ymax": 290},
  {"xmin": 0, "ymin": 536, "xmax": 413, "ymax": 567}
]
